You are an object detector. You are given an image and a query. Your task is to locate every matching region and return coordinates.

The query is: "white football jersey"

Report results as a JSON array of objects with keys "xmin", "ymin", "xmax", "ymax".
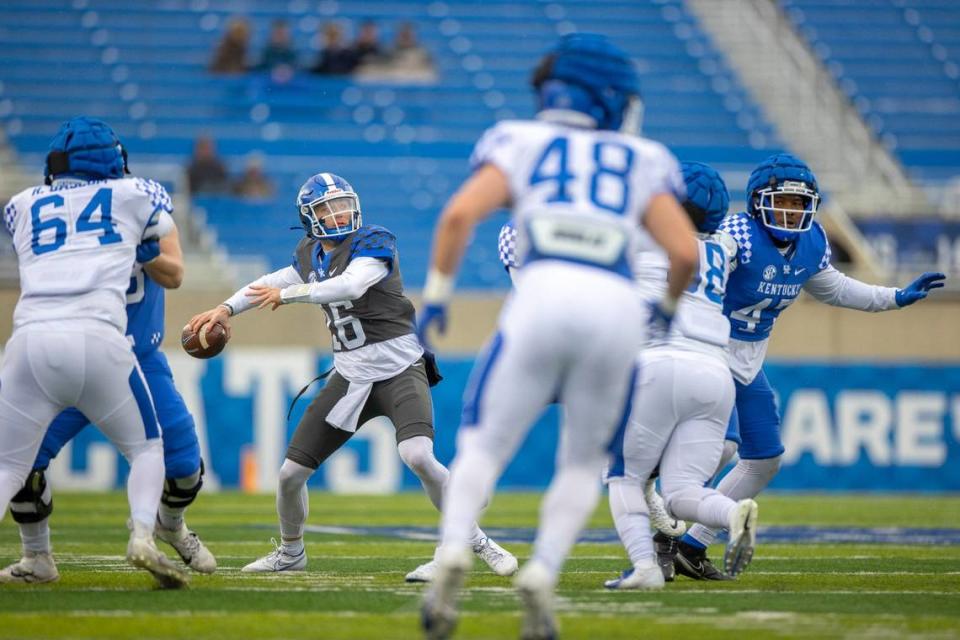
[
  {"xmin": 471, "ymin": 118, "xmax": 682, "ymax": 279},
  {"xmin": 3, "ymin": 177, "xmax": 174, "ymax": 332},
  {"xmin": 636, "ymin": 231, "xmax": 736, "ymax": 360}
]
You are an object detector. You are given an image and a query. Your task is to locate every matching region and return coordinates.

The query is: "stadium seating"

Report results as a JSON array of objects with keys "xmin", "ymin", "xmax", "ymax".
[
  {"xmin": 0, "ymin": 0, "xmax": 780, "ymax": 286},
  {"xmin": 781, "ymin": 0, "xmax": 960, "ymax": 185}
]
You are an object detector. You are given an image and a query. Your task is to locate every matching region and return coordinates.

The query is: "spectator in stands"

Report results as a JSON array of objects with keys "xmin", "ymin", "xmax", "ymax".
[
  {"xmin": 352, "ymin": 20, "xmax": 384, "ymax": 68},
  {"xmin": 256, "ymin": 19, "xmax": 298, "ymax": 76},
  {"xmin": 388, "ymin": 22, "xmax": 436, "ymax": 80},
  {"xmin": 209, "ymin": 17, "xmax": 251, "ymax": 75},
  {"xmin": 187, "ymin": 136, "xmax": 230, "ymax": 195},
  {"xmin": 310, "ymin": 22, "xmax": 357, "ymax": 75},
  {"xmin": 232, "ymin": 155, "xmax": 275, "ymax": 200}
]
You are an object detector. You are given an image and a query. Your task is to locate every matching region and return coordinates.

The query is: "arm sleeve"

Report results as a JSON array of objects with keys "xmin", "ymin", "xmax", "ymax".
[
  {"xmin": 223, "ymin": 266, "xmax": 304, "ymax": 315},
  {"xmin": 142, "ymin": 210, "xmax": 175, "ymax": 241},
  {"xmin": 803, "ymin": 265, "xmax": 899, "ymax": 311},
  {"xmin": 280, "ymin": 256, "xmax": 389, "ymax": 304}
]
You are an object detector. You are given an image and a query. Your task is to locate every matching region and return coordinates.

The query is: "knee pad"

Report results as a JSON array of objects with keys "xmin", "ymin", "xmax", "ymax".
[
  {"xmin": 10, "ymin": 469, "xmax": 54, "ymax": 524},
  {"xmin": 161, "ymin": 460, "xmax": 204, "ymax": 509}
]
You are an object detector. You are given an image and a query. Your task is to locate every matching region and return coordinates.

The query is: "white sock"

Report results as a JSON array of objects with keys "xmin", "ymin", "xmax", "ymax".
[
  {"xmin": 157, "ymin": 504, "xmax": 184, "ymax": 532},
  {"xmin": 398, "ymin": 436, "xmax": 485, "ymax": 546},
  {"xmin": 608, "ymin": 479, "xmax": 653, "ymax": 567},
  {"xmin": 531, "ymin": 464, "xmax": 604, "ymax": 579},
  {"xmin": 439, "ymin": 446, "xmax": 499, "ymax": 555},
  {"xmin": 126, "ymin": 441, "xmax": 165, "ymax": 529},
  {"xmin": 686, "ymin": 456, "xmax": 781, "ymax": 547},
  {"xmin": 20, "ymin": 519, "xmax": 52, "ymax": 554},
  {"xmin": 277, "ymin": 459, "xmax": 312, "ymax": 554}
]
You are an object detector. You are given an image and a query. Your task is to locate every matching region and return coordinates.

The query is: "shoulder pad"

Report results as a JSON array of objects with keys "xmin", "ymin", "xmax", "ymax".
[
  {"xmin": 469, "ymin": 121, "xmax": 518, "ymax": 172},
  {"xmin": 714, "ymin": 230, "xmax": 739, "ymax": 260},
  {"xmin": 133, "ymin": 177, "xmax": 173, "ymax": 215},
  {"xmin": 718, "ymin": 212, "xmax": 754, "ymax": 263},
  {"xmin": 350, "ymin": 225, "xmax": 396, "ymax": 255},
  {"xmin": 811, "ymin": 222, "xmax": 831, "ymax": 271}
]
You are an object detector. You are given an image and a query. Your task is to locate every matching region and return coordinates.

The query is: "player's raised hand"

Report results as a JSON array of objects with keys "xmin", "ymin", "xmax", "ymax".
[
  {"xmin": 416, "ymin": 303, "xmax": 447, "ymax": 351},
  {"xmin": 247, "ymin": 284, "xmax": 283, "ymax": 311},
  {"xmin": 895, "ymin": 272, "xmax": 946, "ymax": 307},
  {"xmin": 188, "ymin": 305, "xmax": 232, "ymax": 339}
]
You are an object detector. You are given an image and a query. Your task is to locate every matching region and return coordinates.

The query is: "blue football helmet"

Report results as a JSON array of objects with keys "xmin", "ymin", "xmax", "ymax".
[
  {"xmin": 44, "ymin": 116, "xmax": 128, "ymax": 185},
  {"xmin": 747, "ymin": 153, "xmax": 820, "ymax": 242},
  {"xmin": 297, "ymin": 172, "xmax": 361, "ymax": 240},
  {"xmin": 532, "ymin": 33, "xmax": 642, "ymax": 132},
  {"xmin": 681, "ymin": 161, "xmax": 729, "ymax": 234}
]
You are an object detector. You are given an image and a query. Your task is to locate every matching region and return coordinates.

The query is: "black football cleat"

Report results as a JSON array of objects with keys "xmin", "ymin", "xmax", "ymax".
[
  {"xmin": 674, "ymin": 541, "xmax": 733, "ymax": 581},
  {"xmin": 653, "ymin": 532, "xmax": 678, "ymax": 582}
]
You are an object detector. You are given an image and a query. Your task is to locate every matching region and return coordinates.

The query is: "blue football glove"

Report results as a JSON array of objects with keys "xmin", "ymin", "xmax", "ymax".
[
  {"xmin": 416, "ymin": 303, "xmax": 447, "ymax": 351},
  {"xmin": 136, "ymin": 239, "xmax": 161, "ymax": 264},
  {"xmin": 895, "ymin": 272, "xmax": 946, "ymax": 307},
  {"xmin": 646, "ymin": 300, "xmax": 676, "ymax": 343}
]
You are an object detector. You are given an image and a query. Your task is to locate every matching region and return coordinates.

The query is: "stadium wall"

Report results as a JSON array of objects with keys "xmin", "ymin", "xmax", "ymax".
[{"xmin": 1, "ymin": 290, "xmax": 958, "ymax": 493}]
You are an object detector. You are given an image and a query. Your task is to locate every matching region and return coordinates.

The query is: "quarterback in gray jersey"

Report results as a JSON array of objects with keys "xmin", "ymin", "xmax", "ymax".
[{"xmin": 188, "ymin": 173, "xmax": 516, "ymax": 581}]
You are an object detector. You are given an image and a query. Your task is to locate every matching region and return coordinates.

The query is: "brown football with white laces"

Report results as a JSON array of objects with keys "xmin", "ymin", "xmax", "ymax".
[{"xmin": 181, "ymin": 322, "xmax": 228, "ymax": 359}]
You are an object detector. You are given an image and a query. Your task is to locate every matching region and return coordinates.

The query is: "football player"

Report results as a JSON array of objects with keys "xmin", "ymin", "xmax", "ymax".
[
  {"xmin": 1, "ymin": 221, "xmax": 215, "ymax": 583},
  {"xmin": 0, "ymin": 117, "xmax": 188, "ymax": 588},
  {"xmin": 417, "ymin": 34, "xmax": 698, "ymax": 639},
  {"xmin": 188, "ymin": 173, "xmax": 517, "ymax": 579},
  {"xmin": 672, "ymin": 153, "xmax": 945, "ymax": 579},
  {"xmin": 604, "ymin": 162, "xmax": 757, "ymax": 590},
  {"xmin": 498, "ymin": 218, "xmax": 688, "ymax": 545}
]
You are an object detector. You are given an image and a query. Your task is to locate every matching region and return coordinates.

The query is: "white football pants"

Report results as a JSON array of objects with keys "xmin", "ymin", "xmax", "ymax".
[
  {"xmin": 0, "ymin": 321, "xmax": 164, "ymax": 526},
  {"xmin": 607, "ymin": 349, "xmax": 736, "ymax": 564},
  {"xmin": 440, "ymin": 262, "xmax": 644, "ymax": 579}
]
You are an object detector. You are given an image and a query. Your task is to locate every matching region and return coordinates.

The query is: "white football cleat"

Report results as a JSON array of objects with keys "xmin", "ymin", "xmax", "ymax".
[
  {"xmin": 645, "ymin": 478, "xmax": 687, "ymax": 537},
  {"xmin": 127, "ymin": 529, "xmax": 189, "ymax": 589},
  {"xmin": 421, "ymin": 546, "xmax": 471, "ymax": 640},
  {"xmin": 603, "ymin": 559, "xmax": 665, "ymax": 590},
  {"xmin": 156, "ymin": 520, "xmax": 217, "ymax": 574},
  {"xmin": 723, "ymin": 498, "xmax": 758, "ymax": 577},
  {"xmin": 515, "ymin": 560, "xmax": 558, "ymax": 640},
  {"xmin": 405, "ymin": 558, "xmax": 438, "ymax": 583},
  {"xmin": 241, "ymin": 538, "xmax": 307, "ymax": 573},
  {"xmin": 0, "ymin": 551, "xmax": 60, "ymax": 584},
  {"xmin": 473, "ymin": 536, "xmax": 518, "ymax": 577}
]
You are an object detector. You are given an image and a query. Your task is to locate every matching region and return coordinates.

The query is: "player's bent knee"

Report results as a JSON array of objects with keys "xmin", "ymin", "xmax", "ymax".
[
  {"xmin": 740, "ymin": 455, "xmax": 782, "ymax": 483},
  {"xmin": 397, "ymin": 435, "xmax": 438, "ymax": 475},
  {"xmin": 277, "ymin": 458, "xmax": 313, "ymax": 495},
  {"xmin": 161, "ymin": 460, "xmax": 204, "ymax": 509},
  {"xmin": 9, "ymin": 468, "xmax": 54, "ymax": 524}
]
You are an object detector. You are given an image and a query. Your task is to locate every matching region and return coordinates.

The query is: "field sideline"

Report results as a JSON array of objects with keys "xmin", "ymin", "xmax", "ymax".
[{"xmin": 1, "ymin": 492, "xmax": 958, "ymax": 639}]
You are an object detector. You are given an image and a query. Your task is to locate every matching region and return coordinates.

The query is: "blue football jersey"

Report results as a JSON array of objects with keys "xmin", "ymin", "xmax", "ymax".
[
  {"xmin": 721, "ymin": 212, "xmax": 831, "ymax": 342},
  {"xmin": 125, "ymin": 262, "xmax": 165, "ymax": 357}
]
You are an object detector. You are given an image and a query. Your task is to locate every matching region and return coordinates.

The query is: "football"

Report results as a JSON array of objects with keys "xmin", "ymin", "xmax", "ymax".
[{"xmin": 181, "ymin": 322, "xmax": 228, "ymax": 359}]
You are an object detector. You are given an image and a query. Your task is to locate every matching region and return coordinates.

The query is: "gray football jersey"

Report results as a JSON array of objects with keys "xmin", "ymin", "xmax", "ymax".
[{"xmin": 293, "ymin": 225, "xmax": 416, "ymax": 352}]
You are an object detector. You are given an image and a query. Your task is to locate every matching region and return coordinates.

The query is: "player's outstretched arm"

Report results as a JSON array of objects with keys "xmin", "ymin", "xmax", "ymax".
[
  {"xmin": 187, "ymin": 265, "xmax": 304, "ymax": 335},
  {"xmin": 804, "ymin": 266, "xmax": 946, "ymax": 311},
  {"xmin": 248, "ymin": 257, "xmax": 389, "ymax": 310},
  {"xmin": 140, "ymin": 225, "xmax": 184, "ymax": 289},
  {"xmin": 418, "ymin": 164, "xmax": 511, "ymax": 347}
]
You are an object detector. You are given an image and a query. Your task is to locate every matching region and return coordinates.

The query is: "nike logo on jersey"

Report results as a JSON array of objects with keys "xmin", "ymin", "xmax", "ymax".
[
  {"xmin": 328, "ymin": 266, "xmax": 339, "ymax": 276},
  {"xmin": 794, "ymin": 267, "xmax": 806, "ymax": 275}
]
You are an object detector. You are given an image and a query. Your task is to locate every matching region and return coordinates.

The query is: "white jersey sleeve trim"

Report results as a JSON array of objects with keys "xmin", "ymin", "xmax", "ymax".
[
  {"xmin": 281, "ymin": 257, "xmax": 389, "ymax": 305},
  {"xmin": 803, "ymin": 265, "xmax": 899, "ymax": 312}
]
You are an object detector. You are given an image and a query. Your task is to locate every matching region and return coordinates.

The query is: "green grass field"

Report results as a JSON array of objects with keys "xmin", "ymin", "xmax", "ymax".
[{"xmin": 1, "ymin": 492, "xmax": 959, "ymax": 639}]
